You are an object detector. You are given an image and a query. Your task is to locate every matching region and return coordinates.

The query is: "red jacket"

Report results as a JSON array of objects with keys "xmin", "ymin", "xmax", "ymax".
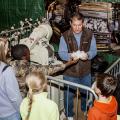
[{"xmin": 88, "ymin": 96, "xmax": 118, "ymax": 120}]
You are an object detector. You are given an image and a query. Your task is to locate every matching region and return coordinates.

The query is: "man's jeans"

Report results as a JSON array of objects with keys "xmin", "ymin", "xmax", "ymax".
[
  {"xmin": 63, "ymin": 74, "xmax": 91, "ymax": 117},
  {"xmin": 0, "ymin": 112, "xmax": 21, "ymax": 120}
]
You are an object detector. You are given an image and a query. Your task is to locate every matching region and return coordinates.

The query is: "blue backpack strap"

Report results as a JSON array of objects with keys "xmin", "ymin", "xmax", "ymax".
[{"xmin": 2, "ymin": 65, "xmax": 10, "ymax": 73}]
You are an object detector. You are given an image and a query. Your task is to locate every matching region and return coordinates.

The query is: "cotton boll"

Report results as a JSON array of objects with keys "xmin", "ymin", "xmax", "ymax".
[
  {"xmin": 71, "ymin": 51, "xmax": 87, "ymax": 60},
  {"xmin": 79, "ymin": 51, "xmax": 88, "ymax": 60},
  {"xmin": 71, "ymin": 52, "xmax": 77, "ymax": 58},
  {"xmin": 75, "ymin": 50, "xmax": 81, "ymax": 58},
  {"xmin": 71, "ymin": 51, "xmax": 81, "ymax": 59}
]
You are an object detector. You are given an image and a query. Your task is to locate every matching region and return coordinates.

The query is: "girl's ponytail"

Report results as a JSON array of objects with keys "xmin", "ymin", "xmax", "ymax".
[{"xmin": 25, "ymin": 89, "xmax": 33, "ymax": 120}]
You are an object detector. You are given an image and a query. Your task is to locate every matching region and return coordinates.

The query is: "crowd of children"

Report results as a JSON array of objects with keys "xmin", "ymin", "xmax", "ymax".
[
  {"xmin": 0, "ymin": 38, "xmax": 60, "ymax": 120},
  {"xmin": 0, "ymin": 37, "xmax": 120, "ymax": 120}
]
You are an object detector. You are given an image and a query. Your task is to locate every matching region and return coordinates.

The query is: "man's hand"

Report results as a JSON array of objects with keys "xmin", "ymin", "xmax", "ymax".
[{"xmin": 80, "ymin": 51, "xmax": 88, "ymax": 60}]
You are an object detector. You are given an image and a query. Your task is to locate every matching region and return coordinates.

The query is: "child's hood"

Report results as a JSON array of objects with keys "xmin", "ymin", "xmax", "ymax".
[{"xmin": 94, "ymin": 96, "xmax": 117, "ymax": 115}]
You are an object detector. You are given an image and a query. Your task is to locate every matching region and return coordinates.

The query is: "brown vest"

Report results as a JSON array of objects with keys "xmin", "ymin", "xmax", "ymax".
[{"xmin": 63, "ymin": 28, "xmax": 92, "ymax": 77}]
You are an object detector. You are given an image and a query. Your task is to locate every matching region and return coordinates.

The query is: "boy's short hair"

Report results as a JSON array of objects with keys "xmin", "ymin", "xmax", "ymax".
[
  {"xmin": 96, "ymin": 73, "xmax": 117, "ymax": 97},
  {"xmin": 11, "ymin": 44, "xmax": 29, "ymax": 60}
]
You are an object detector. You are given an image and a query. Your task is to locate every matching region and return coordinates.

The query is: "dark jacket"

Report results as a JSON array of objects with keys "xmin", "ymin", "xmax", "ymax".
[{"xmin": 63, "ymin": 28, "xmax": 92, "ymax": 77}]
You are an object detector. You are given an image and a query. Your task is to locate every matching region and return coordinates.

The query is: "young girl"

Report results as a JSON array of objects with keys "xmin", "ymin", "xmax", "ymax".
[
  {"xmin": 88, "ymin": 73, "xmax": 118, "ymax": 120},
  {"xmin": 0, "ymin": 38, "xmax": 22, "ymax": 120},
  {"xmin": 20, "ymin": 71, "xmax": 59, "ymax": 120}
]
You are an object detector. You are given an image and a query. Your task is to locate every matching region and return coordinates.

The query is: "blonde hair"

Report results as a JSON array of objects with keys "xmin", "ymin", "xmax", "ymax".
[
  {"xmin": 0, "ymin": 38, "xmax": 8, "ymax": 63},
  {"xmin": 25, "ymin": 71, "xmax": 47, "ymax": 120}
]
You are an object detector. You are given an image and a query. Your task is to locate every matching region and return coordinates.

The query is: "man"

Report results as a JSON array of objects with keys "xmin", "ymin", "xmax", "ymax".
[
  {"xmin": 58, "ymin": 12, "xmax": 97, "ymax": 120},
  {"xmin": 9, "ymin": 44, "xmax": 78, "ymax": 97}
]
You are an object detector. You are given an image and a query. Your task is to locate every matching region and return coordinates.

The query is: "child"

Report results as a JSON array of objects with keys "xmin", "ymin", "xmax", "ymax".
[
  {"xmin": 88, "ymin": 73, "xmax": 118, "ymax": 120},
  {"xmin": 113, "ymin": 73, "xmax": 120, "ymax": 119},
  {"xmin": 20, "ymin": 71, "xmax": 59, "ymax": 120}
]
